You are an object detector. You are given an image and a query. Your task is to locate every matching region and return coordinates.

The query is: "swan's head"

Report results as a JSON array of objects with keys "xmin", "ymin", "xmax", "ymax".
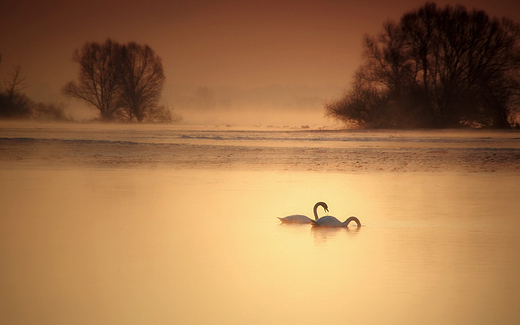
[{"xmin": 316, "ymin": 201, "xmax": 329, "ymax": 213}]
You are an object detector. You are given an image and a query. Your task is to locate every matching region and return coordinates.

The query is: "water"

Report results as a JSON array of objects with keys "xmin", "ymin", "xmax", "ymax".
[{"xmin": 1, "ymin": 122, "xmax": 520, "ymax": 324}]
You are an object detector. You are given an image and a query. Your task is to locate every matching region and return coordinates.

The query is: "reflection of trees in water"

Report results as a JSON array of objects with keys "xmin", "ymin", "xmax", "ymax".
[{"xmin": 311, "ymin": 226, "xmax": 360, "ymax": 244}]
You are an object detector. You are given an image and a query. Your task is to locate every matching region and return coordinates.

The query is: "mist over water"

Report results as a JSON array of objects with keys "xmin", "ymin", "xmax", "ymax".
[
  {"xmin": 165, "ymin": 84, "xmax": 342, "ymax": 127},
  {"xmin": 1, "ymin": 122, "xmax": 520, "ymax": 325},
  {"xmin": 176, "ymin": 105, "xmax": 333, "ymax": 127}
]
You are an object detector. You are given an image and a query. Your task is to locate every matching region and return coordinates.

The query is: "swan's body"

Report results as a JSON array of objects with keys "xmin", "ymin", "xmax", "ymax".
[
  {"xmin": 278, "ymin": 214, "xmax": 313, "ymax": 223},
  {"xmin": 278, "ymin": 202, "xmax": 328, "ymax": 224},
  {"xmin": 311, "ymin": 215, "xmax": 361, "ymax": 227}
]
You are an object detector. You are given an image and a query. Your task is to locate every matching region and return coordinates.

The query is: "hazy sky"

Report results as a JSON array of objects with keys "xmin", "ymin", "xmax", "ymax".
[{"xmin": 1, "ymin": 0, "xmax": 520, "ymax": 123}]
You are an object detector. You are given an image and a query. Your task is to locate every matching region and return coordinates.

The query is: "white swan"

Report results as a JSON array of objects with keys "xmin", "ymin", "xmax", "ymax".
[
  {"xmin": 310, "ymin": 215, "xmax": 361, "ymax": 227},
  {"xmin": 278, "ymin": 202, "xmax": 329, "ymax": 224}
]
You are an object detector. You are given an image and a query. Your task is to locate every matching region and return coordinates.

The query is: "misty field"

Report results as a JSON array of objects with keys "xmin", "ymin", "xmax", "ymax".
[{"xmin": 1, "ymin": 122, "xmax": 520, "ymax": 325}]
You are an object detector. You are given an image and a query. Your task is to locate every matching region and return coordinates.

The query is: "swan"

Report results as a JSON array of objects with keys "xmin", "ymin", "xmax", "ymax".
[
  {"xmin": 310, "ymin": 215, "xmax": 361, "ymax": 227},
  {"xmin": 278, "ymin": 202, "xmax": 329, "ymax": 224}
]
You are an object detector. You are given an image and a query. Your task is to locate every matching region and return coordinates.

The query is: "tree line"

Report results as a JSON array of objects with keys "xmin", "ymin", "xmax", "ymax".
[
  {"xmin": 327, "ymin": 2, "xmax": 520, "ymax": 128},
  {"xmin": 4, "ymin": 3, "xmax": 520, "ymax": 128},
  {"xmin": 1, "ymin": 39, "xmax": 177, "ymax": 122}
]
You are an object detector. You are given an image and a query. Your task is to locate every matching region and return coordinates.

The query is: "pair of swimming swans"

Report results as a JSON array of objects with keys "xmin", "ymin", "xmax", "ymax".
[{"xmin": 278, "ymin": 202, "xmax": 361, "ymax": 227}]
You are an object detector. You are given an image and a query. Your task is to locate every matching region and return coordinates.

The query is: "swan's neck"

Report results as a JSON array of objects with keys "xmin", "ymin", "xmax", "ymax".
[
  {"xmin": 313, "ymin": 202, "xmax": 327, "ymax": 220},
  {"xmin": 313, "ymin": 203, "xmax": 320, "ymax": 220},
  {"xmin": 343, "ymin": 216, "xmax": 361, "ymax": 227}
]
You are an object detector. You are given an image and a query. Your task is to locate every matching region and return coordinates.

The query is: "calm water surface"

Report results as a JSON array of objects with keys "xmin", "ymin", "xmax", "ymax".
[{"xmin": 1, "ymin": 123, "xmax": 520, "ymax": 324}]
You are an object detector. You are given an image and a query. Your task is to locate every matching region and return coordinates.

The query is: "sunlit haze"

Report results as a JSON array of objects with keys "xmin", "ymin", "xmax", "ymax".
[
  {"xmin": 2, "ymin": 2, "xmax": 520, "ymax": 323},
  {"xmin": 1, "ymin": 0, "xmax": 520, "ymax": 126}
]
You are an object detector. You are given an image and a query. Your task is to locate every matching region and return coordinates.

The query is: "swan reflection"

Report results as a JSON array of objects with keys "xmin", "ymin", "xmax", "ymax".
[{"xmin": 311, "ymin": 225, "xmax": 361, "ymax": 243}]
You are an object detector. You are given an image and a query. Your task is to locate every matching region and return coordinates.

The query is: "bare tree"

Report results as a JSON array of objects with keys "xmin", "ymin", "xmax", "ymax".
[
  {"xmin": 118, "ymin": 42, "xmax": 165, "ymax": 122},
  {"xmin": 0, "ymin": 65, "xmax": 32, "ymax": 118},
  {"xmin": 4, "ymin": 65, "xmax": 27, "ymax": 101},
  {"xmin": 63, "ymin": 39, "xmax": 122, "ymax": 120}
]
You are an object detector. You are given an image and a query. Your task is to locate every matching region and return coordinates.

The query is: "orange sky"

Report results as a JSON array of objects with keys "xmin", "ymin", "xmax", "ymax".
[{"xmin": 1, "ymin": 0, "xmax": 520, "ymax": 123}]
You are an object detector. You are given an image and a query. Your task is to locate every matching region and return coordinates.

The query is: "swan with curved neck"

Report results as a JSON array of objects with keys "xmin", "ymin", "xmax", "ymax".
[
  {"xmin": 278, "ymin": 202, "xmax": 329, "ymax": 224},
  {"xmin": 310, "ymin": 215, "xmax": 361, "ymax": 227}
]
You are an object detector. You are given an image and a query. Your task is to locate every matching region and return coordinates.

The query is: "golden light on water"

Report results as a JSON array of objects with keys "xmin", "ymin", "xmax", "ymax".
[
  {"xmin": 2, "ymin": 165, "xmax": 519, "ymax": 324},
  {"xmin": 2, "ymin": 0, "xmax": 520, "ymax": 320}
]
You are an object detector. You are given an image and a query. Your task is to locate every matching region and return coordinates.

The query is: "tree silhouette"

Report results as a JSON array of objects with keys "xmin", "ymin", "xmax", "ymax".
[
  {"xmin": 117, "ymin": 43, "xmax": 165, "ymax": 122},
  {"xmin": 327, "ymin": 3, "xmax": 520, "ymax": 128},
  {"xmin": 0, "ymin": 65, "xmax": 32, "ymax": 118},
  {"xmin": 63, "ymin": 39, "xmax": 122, "ymax": 120},
  {"xmin": 64, "ymin": 39, "xmax": 169, "ymax": 122}
]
